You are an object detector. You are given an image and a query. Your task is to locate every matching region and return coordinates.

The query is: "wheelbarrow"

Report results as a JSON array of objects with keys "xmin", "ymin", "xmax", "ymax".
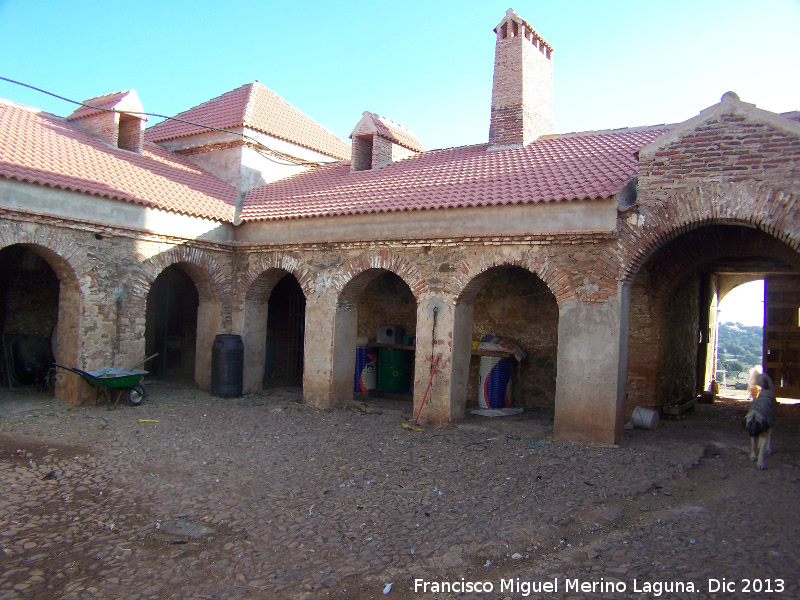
[{"xmin": 53, "ymin": 353, "xmax": 158, "ymax": 410}]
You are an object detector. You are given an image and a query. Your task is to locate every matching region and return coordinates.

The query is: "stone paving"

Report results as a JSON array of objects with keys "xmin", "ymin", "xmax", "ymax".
[{"xmin": 0, "ymin": 382, "xmax": 799, "ymax": 599}]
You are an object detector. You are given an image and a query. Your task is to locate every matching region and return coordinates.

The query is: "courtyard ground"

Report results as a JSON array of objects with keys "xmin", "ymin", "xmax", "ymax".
[{"xmin": 0, "ymin": 381, "xmax": 798, "ymax": 600}]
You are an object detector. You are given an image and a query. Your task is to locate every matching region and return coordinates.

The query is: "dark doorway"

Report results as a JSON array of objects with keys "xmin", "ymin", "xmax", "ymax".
[
  {"xmin": 0, "ymin": 246, "xmax": 58, "ymax": 390},
  {"xmin": 145, "ymin": 265, "xmax": 199, "ymax": 379},
  {"xmin": 265, "ymin": 274, "xmax": 305, "ymax": 385}
]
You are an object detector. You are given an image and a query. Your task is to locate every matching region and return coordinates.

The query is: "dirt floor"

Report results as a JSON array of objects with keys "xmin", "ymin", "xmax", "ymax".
[{"xmin": 0, "ymin": 381, "xmax": 799, "ymax": 599}]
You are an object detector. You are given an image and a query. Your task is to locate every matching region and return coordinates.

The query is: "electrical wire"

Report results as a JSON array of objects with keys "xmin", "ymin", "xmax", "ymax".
[{"xmin": 0, "ymin": 75, "xmax": 342, "ymax": 167}]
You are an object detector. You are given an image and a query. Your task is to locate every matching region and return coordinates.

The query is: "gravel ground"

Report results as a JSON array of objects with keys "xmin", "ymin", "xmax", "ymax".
[{"xmin": 1, "ymin": 381, "xmax": 799, "ymax": 600}]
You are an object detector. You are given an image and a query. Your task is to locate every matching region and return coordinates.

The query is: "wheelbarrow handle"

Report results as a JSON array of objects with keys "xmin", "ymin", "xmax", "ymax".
[{"xmin": 124, "ymin": 353, "xmax": 159, "ymax": 371}]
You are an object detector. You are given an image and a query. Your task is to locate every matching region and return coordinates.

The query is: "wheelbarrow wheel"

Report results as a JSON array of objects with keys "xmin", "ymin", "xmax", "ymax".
[{"xmin": 126, "ymin": 385, "xmax": 147, "ymax": 406}]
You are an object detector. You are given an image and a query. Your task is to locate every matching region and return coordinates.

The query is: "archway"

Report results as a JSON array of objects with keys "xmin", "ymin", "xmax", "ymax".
[
  {"xmin": 145, "ymin": 265, "xmax": 199, "ymax": 381},
  {"xmin": 715, "ymin": 280, "xmax": 765, "ymax": 392},
  {"xmin": 453, "ymin": 265, "xmax": 558, "ymax": 423},
  {"xmin": 625, "ymin": 224, "xmax": 800, "ymax": 414},
  {"xmin": 332, "ymin": 269, "xmax": 418, "ymax": 405},
  {"xmin": 0, "ymin": 243, "xmax": 80, "ymax": 402},
  {"xmin": 265, "ymin": 274, "xmax": 306, "ymax": 386}
]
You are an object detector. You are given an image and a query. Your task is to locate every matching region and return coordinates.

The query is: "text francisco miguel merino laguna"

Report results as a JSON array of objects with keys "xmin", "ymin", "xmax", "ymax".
[{"xmin": 414, "ymin": 576, "xmax": 785, "ymax": 596}]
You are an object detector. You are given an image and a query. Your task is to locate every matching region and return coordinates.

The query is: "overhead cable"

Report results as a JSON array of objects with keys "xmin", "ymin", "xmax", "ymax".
[{"xmin": 0, "ymin": 75, "xmax": 340, "ymax": 167}]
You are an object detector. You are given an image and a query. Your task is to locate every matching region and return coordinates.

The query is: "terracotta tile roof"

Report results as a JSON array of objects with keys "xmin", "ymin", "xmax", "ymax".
[
  {"xmin": 241, "ymin": 127, "xmax": 670, "ymax": 221},
  {"xmin": 145, "ymin": 82, "xmax": 351, "ymax": 160},
  {"xmin": 359, "ymin": 112, "xmax": 424, "ymax": 152},
  {"xmin": 0, "ymin": 99, "xmax": 237, "ymax": 221}
]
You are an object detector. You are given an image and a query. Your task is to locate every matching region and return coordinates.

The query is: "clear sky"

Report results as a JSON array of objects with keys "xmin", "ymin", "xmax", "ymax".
[
  {"xmin": 718, "ymin": 280, "xmax": 765, "ymax": 327},
  {"xmin": 1, "ymin": 0, "xmax": 798, "ymax": 151}
]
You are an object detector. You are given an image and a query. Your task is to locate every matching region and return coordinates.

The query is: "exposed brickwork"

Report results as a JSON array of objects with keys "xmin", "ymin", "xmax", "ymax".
[
  {"xmin": 489, "ymin": 10, "xmax": 553, "ymax": 147},
  {"xmin": 371, "ymin": 135, "xmax": 415, "ymax": 169},
  {"xmin": 639, "ymin": 116, "xmax": 800, "ymax": 205},
  {"xmin": 117, "ymin": 115, "xmax": 144, "ymax": 153},
  {"xmin": 624, "ymin": 224, "xmax": 800, "ymax": 415},
  {"xmin": 130, "ymin": 246, "xmax": 230, "ymax": 305},
  {"xmin": 70, "ymin": 111, "xmax": 119, "ymax": 148},
  {"xmin": 175, "ymin": 139, "xmax": 245, "ymax": 157},
  {"xmin": 240, "ymin": 252, "xmax": 314, "ymax": 302},
  {"xmin": 351, "ymin": 136, "xmax": 373, "ymax": 172},
  {"xmin": 334, "ymin": 251, "xmax": 429, "ymax": 308},
  {"xmin": 619, "ymin": 183, "xmax": 799, "ymax": 283}
]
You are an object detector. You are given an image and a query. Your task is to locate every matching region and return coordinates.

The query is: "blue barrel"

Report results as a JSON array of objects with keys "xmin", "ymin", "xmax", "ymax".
[
  {"xmin": 354, "ymin": 347, "xmax": 378, "ymax": 393},
  {"xmin": 478, "ymin": 356, "xmax": 512, "ymax": 408},
  {"xmin": 211, "ymin": 334, "xmax": 244, "ymax": 398}
]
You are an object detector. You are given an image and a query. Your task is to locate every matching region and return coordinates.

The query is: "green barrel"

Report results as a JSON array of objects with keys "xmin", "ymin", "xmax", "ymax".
[{"xmin": 378, "ymin": 349, "xmax": 409, "ymax": 392}]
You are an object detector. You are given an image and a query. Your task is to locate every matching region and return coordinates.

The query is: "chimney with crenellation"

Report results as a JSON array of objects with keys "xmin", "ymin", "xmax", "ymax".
[{"xmin": 488, "ymin": 8, "xmax": 554, "ymax": 150}]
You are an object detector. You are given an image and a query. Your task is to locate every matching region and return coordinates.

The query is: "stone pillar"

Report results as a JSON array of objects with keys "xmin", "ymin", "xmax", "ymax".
[
  {"xmin": 412, "ymin": 294, "xmax": 462, "ymax": 425},
  {"xmin": 554, "ymin": 286, "xmax": 630, "ymax": 444},
  {"xmin": 195, "ymin": 299, "xmax": 221, "ymax": 390},
  {"xmin": 448, "ymin": 299, "xmax": 475, "ymax": 422},
  {"xmin": 330, "ymin": 305, "xmax": 358, "ymax": 406},
  {"xmin": 301, "ymin": 293, "xmax": 339, "ymax": 409},
  {"xmin": 235, "ymin": 299, "xmax": 269, "ymax": 394},
  {"xmin": 53, "ymin": 280, "xmax": 81, "ymax": 404},
  {"xmin": 76, "ymin": 284, "xmax": 121, "ymax": 404}
]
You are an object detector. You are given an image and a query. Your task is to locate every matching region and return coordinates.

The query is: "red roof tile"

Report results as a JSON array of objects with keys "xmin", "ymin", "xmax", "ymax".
[
  {"xmin": 0, "ymin": 100, "xmax": 237, "ymax": 221},
  {"xmin": 145, "ymin": 82, "xmax": 351, "ymax": 160},
  {"xmin": 356, "ymin": 112, "xmax": 424, "ymax": 152},
  {"xmin": 241, "ymin": 128, "xmax": 669, "ymax": 221}
]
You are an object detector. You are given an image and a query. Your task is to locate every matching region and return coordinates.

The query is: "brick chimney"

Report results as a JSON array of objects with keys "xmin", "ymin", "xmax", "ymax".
[
  {"xmin": 488, "ymin": 9, "xmax": 554, "ymax": 150},
  {"xmin": 66, "ymin": 90, "xmax": 147, "ymax": 153}
]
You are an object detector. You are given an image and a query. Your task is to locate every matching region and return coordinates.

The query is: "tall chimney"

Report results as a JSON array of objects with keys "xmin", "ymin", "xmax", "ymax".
[{"xmin": 488, "ymin": 9, "xmax": 554, "ymax": 150}]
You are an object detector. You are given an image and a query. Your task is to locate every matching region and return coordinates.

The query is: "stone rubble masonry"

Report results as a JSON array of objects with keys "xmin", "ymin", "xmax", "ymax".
[{"xmin": 1, "ymin": 93, "xmax": 798, "ymax": 444}]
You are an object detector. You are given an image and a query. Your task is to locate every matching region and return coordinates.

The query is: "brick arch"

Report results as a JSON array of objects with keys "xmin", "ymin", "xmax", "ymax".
[
  {"xmin": 334, "ymin": 251, "xmax": 428, "ymax": 308},
  {"xmin": 127, "ymin": 245, "xmax": 229, "ymax": 391},
  {"xmin": 0, "ymin": 232, "xmax": 82, "ymax": 403},
  {"xmin": 620, "ymin": 182, "xmax": 799, "ymax": 283},
  {"xmin": 0, "ymin": 226, "xmax": 85, "ymax": 283},
  {"xmin": 130, "ymin": 245, "xmax": 229, "ymax": 304},
  {"xmin": 451, "ymin": 251, "xmax": 563, "ymax": 306},
  {"xmin": 636, "ymin": 225, "xmax": 800, "ymax": 299},
  {"xmin": 240, "ymin": 253, "xmax": 314, "ymax": 303}
]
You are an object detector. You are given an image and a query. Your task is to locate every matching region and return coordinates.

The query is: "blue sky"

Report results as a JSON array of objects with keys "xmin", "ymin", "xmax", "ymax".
[
  {"xmin": 1, "ymin": 0, "xmax": 798, "ymax": 150},
  {"xmin": 719, "ymin": 280, "xmax": 765, "ymax": 327}
]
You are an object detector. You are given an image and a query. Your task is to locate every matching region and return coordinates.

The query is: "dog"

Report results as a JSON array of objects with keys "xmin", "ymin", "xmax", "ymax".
[
  {"xmin": 747, "ymin": 366, "xmax": 762, "ymax": 401},
  {"xmin": 742, "ymin": 372, "xmax": 777, "ymax": 470}
]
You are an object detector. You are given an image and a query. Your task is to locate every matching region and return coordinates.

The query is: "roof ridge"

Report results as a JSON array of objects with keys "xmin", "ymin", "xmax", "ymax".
[
  {"xmin": 241, "ymin": 81, "xmax": 258, "ymax": 127},
  {"xmin": 544, "ymin": 123, "xmax": 677, "ymax": 139}
]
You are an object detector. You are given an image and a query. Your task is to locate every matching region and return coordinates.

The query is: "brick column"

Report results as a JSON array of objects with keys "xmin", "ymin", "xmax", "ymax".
[{"xmin": 554, "ymin": 286, "xmax": 630, "ymax": 444}]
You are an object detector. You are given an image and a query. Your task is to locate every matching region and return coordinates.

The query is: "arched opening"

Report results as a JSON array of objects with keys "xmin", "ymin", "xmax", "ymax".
[
  {"xmin": 626, "ymin": 224, "xmax": 800, "ymax": 415},
  {"xmin": 0, "ymin": 244, "xmax": 80, "ymax": 403},
  {"xmin": 145, "ymin": 265, "xmax": 199, "ymax": 381},
  {"xmin": 716, "ymin": 280, "xmax": 765, "ymax": 393},
  {"xmin": 0, "ymin": 246, "xmax": 58, "ymax": 392},
  {"xmin": 332, "ymin": 269, "xmax": 417, "ymax": 406},
  {"xmin": 453, "ymin": 265, "xmax": 558, "ymax": 425},
  {"xmin": 265, "ymin": 274, "xmax": 306, "ymax": 386},
  {"xmin": 240, "ymin": 268, "xmax": 306, "ymax": 394}
]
